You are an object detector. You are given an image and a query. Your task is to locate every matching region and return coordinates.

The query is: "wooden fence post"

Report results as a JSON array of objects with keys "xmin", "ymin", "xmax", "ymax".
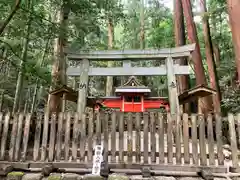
[
  {"xmin": 21, "ymin": 113, "xmax": 32, "ymax": 161},
  {"xmin": 15, "ymin": 113, "xmax": 24, "ymax": 161},
  {"xmin": 228, "ymin": 113, "xmax": 239, "ymax": 172},
  {"xmin": 9, "ymin": 114, "xmax": 19, "ymax": 161},
  {"xmin": 143, "ymin": 112, "xmax": 149, "ymax": 164},
  {"xmin": 207, "ymin": 114, "xmax": 215, "ymax": 165},
  {"xmin": 135, "ymin": 112, "xmax": 141, "ymax": 163},
  {"xmin": 41, "ymin": 110, "xmax": 50, "ymax": 161},
  {"xmin": 199, "ymin": 114, "xmax": 207, "ymax": 166},
  {"xmin": 191, "ymin": 114, "xmax": 198, "ymax": 165},
  {"xmin": 48, "ymin": 113, "xmax": 57, "ymax": 161},
  {"xmin": 33, "ymin": 113, "xmax": 42, "ymax": 161},
  {"xmin": 175, "ymin": 114, "xmax": 181, "ymax": 164},
  {"xmin": 80, "ymin": 113, "xmax": 87, "ymax": 162},
  {"xmin": 167, "ymin": 113, "xmax": 173, "ymax": 164},
  {"xmin": 158, "ymin": 112, "xmax": 164, "ymax": 164},
  {"xmin": 111, "ymin": 112, "xmax": 116, "ymax": 162},
  {"xmin": 88, "ymin": 110, "xmax": 94, "ymax": 162},
  {"xmin": 103, "ymin": 113, "xmax": 109, "ymax": 163},
  {"xmin": 56, "ymin": 112, "xmax": 64, "ymax": 161},
  {"xmin": 72, "ymin": 112, "xmax": 80, "ymax": 160},
  {"xmin": 215, "ymin": 113, "xmax": 224, "ymax": 165},
  {"xmin": 127, "ymin": 113, "xmax": 133, "ymax": 163},
  {"xmin": 183, "ymin": 113, "xmax": 190, "ymax": 164},
  {"xmin": 150, "ymin": 112, "xmax": 156, "ymax": 163},
  {"xmin": 64, "ymin": 112, "xmax": 71, "ymax": 161}
]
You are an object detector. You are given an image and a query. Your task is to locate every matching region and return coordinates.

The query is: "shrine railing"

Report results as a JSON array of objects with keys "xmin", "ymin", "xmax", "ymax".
[{"xmin": 0, "ymin": 111, "xmax": 239, "ymax": 173}]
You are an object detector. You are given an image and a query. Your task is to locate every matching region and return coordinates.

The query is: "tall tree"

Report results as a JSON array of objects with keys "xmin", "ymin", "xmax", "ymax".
[
  {"xmin": 31, "ymin": 37, "xmax": 50, "ymax": 113},
  {"xmin": 174, "ymin": 0, "xmax": 189, "ymax": 112},
  {"xmin": 106, "ymin": 9, "xmax": 114, "ymax": 96},
  {"xmin": 48, "ymin": 0, "xmax": 70, "ymax": 113},
  {"xmin": 12, "ymin": 0, "xmax": 32, "ymax": 113},
  {"xmin": 226, "ymin": 0, "xmax": 240, "ymax": 82},
  {"xmin": 181, "ymin": 0, "xmax": 211, "ymax": 113},
  {"xmin": 200, "ymin": 0, "xmax": 221, "ymax": 113},
  {"xmin": 140, "ymin": 0, "xmax": 148, "ymax": 85},
  {"xmin": 140, "ymin": 0, "xmax": 145, "ymax": 49}
]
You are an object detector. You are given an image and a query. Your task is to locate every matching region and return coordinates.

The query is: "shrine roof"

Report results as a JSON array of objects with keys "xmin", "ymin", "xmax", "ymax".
[
  {"xmin": 49, "ymin": 86, "xmax": 110, "ymax": 107},
  {"xmin": 123, "ymin": 76, "xmax": 143, "ymax": 86},
  {"xmin": 49, "ymin": 85, "xmax": 78, "ymax": 102},
  {"xmin": 115, "ymin": 88, "xmax": 151, "ymax": 93},
  {"xmin": 115, "ymin": 76, "xmax": 151, "ymax": 93},
  {"xmin": 178, "ymin": 84, "xmax": 216, "ymax": 104},
  {"xmin": 49, "ymin": 85, "xmax": 77, "ymax": 95}
]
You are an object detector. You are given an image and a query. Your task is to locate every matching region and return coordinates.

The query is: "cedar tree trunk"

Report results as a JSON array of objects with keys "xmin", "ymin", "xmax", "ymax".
[
  {"xmin": 227, "ymin": 0, "xmax": 240, "ymax": 82},
  {"xmin": 181, "ymin": 0, "xmax": 212, "ymax": 113},
  {"xmin": 200, "ymin": 0, "xmax": 221, "ymax": 113}
]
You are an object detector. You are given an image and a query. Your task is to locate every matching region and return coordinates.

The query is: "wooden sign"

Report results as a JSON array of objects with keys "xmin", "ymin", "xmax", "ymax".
[{"xmin": 92, "ymin": 145, "xmax": 104, "ymax": 175}]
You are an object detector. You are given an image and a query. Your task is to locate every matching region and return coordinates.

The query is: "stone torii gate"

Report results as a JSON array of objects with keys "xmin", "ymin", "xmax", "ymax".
[{"xmin": 65, "ymin": 43, "xmax": 196, "ymax": 115}]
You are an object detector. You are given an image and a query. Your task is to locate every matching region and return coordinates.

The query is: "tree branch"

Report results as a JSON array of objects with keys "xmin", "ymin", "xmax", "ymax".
[{"xmin": 0, "ymin": 0, "xmax": 22, "ymax": 36}]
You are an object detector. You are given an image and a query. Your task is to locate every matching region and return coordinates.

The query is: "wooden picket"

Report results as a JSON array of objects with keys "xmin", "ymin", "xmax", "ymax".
[
  {"xmin": 0, "ymin": 111, "xmax": 239, "ymax": 173},
  {"xmin": 228, "ymin": 113, "xmax": 238, "ymax": 172}
]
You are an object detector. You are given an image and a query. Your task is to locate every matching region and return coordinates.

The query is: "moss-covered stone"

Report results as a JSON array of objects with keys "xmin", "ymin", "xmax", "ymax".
[
  {"xmin": 108, "ymin": 173, "xmax": 129, "ymax": 180},
  {"xmin": 8, "ymin": 172, "xmax": 24, "ymax": 176},
  {"xmin": 82, "ymin": 174, "xmax": 104, "ymax": 180},
  {"xmin": 130, "ymin": 176, "xmax": 154, "ymax": 180},
  {"xmin": 7, "ymin": 171, "xmax": 24, "ymax": 180},
  {"xmin": 48, "ymin": 174, "xmax": 62, "ymax": 180},
  {"xmin": 62, "ymin": 173, "xmax": 82, "ymax": 180}
]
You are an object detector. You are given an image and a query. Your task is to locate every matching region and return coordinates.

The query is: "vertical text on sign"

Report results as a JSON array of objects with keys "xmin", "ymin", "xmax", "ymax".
[
  {"xmin": 92, "ymin": 145, "xmax": 104, "ymax": 175},
  {"xmin": 79, "ymin": 83, "xmax": 87, "ymax": 89}
]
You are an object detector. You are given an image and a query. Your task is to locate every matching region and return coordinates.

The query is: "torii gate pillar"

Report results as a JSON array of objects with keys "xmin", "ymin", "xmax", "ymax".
[
  {"xmin": 166, "ymin": 56, "xmax": 180, "ymax": 114},
  {"xmin": 77, "ymin": 59, "xmax": 89, "ymax": 115}
]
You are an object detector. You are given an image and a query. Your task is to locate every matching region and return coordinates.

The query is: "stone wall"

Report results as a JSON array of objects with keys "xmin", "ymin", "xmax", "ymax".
[{"xmin": 4, "ymin": 172, "xmax": 228, "ymax": 180}]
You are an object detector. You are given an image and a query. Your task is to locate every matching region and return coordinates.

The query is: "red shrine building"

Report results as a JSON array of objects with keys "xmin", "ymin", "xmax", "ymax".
[
  {"xmin": 50, "ymin": 77, "xmax": 217, "ymax": 113},
  {"xmin": 95, "ymin": 76, "xmax": 169, "ymax": 112}
]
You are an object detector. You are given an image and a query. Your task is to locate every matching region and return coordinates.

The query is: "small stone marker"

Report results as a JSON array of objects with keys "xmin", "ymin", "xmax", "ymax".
[{"xmin": 92, "ymin": 145, "xmax": 104, "ymax": 175}]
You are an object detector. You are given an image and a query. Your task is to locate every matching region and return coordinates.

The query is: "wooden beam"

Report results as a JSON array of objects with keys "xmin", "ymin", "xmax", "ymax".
[
  {"xmin": 26, "ymin": 162, "xmax": 226, "ymax": 173},
  {"xmin": 65, "ymin": 44, "xmax": 196, "ymax": 60},
  {"xmin": 123, "ymin": 60, "xmax": 131, "ymax": 68},
  {"xmin": 67, "ymin": 65, "xmax": 190, "ymax": 76}
]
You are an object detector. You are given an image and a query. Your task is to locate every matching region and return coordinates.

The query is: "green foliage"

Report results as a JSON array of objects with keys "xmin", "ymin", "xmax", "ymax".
[
  {"xmin": 221, "ymin": 86, "xmax": 240, "ymax": 114},
  {"xmin": 148, "ymin": 18, "xmax": 174, "ymax": 48},
  {"xmin": 207, "ymin": 0, "xmax": 237, "ymax": 112}
]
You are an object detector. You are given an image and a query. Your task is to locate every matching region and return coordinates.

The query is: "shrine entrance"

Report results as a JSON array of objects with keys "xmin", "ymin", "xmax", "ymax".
[
  {"xmin": 123, "ymin": 94, "xmax": 142, "ymax": 112},
  {"xmin": 65, "ymin": 44, "xmax": 196, "ymax": 115}
]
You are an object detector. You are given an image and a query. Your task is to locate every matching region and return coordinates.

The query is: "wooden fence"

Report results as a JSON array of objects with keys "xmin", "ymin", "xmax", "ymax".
[{"xmin": 0, "ymin": 111, "xmax": 239, "ymax": 173}]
